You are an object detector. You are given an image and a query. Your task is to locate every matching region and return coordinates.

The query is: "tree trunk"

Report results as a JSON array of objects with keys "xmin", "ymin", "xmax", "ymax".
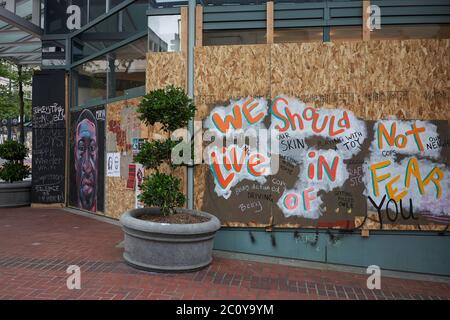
[{"xmin": 18, "ymin": 64, "xmax": 25, "ymax": 144}]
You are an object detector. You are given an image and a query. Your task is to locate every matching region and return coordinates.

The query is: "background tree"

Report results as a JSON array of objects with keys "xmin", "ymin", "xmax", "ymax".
[{"xmin": 0, "ymin": 59, "xmax": 33, "ymax": 143}]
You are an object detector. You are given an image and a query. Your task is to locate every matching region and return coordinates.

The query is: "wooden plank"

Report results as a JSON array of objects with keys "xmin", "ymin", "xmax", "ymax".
[
  {"xmin": 64, "ymin": 72, "xmax": 69, "ymax": 207},
  {"xmin": 267, "ymin": 1, "xmax": 274, "ymax": 44},
  {"xmin": 31, "ymin": 203, "xmax": 65, "ymax": 209},
  {"xmin": 363, "ymin": 0, "xmax": 371, "ymax": 41},
  {"xmin": 181, "ymin": 6, "xmax": 188, "ymax": 55},
  {"xmin": 196, "ymin": 5, "xmax": 203, "ymax": 47}
]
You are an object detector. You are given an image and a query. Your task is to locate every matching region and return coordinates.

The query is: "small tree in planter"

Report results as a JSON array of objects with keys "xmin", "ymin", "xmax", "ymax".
[
  {"xmin": 0, "ymin": 140, "xmax": 31, "ymax": 207},
  {"xmin": 120, "ymin": 85, "xmax": 221, "ymax": 272},
  {"xmin": 0, "ymin": 140, "xmax": 30, "ymax": 182}
]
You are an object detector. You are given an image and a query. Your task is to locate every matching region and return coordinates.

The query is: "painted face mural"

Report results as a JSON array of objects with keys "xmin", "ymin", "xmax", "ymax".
[{"xmin": 74, "ymin": 110, "xmax": 98, "ymax": 211}]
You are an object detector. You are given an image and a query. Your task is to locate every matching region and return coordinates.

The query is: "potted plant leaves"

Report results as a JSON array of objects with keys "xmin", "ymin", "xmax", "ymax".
[
  {"xmin": 0, "ymin": 140, "xmax": 31, "ymax": 208},
  {"xmin": 120, "ymin": 85, "xmax": 221, "ymax": 272}
]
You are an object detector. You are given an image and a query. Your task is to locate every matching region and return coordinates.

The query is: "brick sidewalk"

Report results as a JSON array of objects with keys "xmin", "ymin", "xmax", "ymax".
[{"xmin": 0, "ymin": 207, "xmax": 449, "ymax": 300}]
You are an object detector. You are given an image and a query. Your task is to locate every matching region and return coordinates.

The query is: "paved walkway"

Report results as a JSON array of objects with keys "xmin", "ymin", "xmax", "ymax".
[{"xmin": 0, "ymin": 207, "xmax": 449, "ymax": 300}]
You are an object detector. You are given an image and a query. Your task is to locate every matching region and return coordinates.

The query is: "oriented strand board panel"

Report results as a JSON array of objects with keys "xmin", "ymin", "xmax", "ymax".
[
  {"xmin": 195, "ymin": 45, "xmax": 270, "ymax": 99},
  {"xmin": 365, "ymin": 39, "xmax": 450, "ymax": 122},
  {"xmin": 365, "ymin": 40, "xmax": 422, "ymax": 120},
  {"xmin": 219, "ymin": 41, "xmax": 447, "ymax": 230},
  {"xmin": 194, "ymin": 45, "xmax": 271, "ymax": 211},
  {"xmin": 269, "ymin": 39, "xmax": 450, "ymax": 231},
  {"xmin": 152, "ymin": 39, "xmax": 450, "ymax": 231},
  {"xmin": 146, "ymin": 52, "xmax": 186, "ymax": 93},
  {"xmin": 271, "ymin": 42, "xmax": 367, "ymax": 117},
  {"xmin": 145, "ymin": 51, "xmax": 188, "ymax": 201},
  {"xmin": 271, "ymin": 40, "xmax": 450, "ymax": 121},
  {"xmin": 195, "ymin": 45, "xmax": 271, "ymax": 119},
  {"xmin": 105, "ymin": 98, "xmax": 143, "ymax": 219}
]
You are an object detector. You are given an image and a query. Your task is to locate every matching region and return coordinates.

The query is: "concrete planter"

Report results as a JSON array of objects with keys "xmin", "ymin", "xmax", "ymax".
[
  {"xmin": 0, "ymin": 180, "xmax": 31, "ymax": 208},
  {"xmin": 120, "ymin": 208, "xmax": 221, "ymax": 272}
]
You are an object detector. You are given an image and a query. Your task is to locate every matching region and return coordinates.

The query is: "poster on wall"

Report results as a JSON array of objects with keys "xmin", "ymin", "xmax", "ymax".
[
  {"xmin": 106, "ymin": 152, "xmax": 121, "ymax": 177},
  {"xmin": 200, "ymin": 96, "xmax": 450, "ymax": 228},
  {"xmin": 127, "ymin": 164, "xmax": 136, "ymax": 190},
  {"xmin": 69, "ymin": 105, "xmax": 106, "ymax": 213},
  {"xmin": 135, "ymin": 164, "xmax": 145, "ymax": 209},
  {"xmin": 132, "ymin": 138, "xmax": 146, "ymax": 156},
  {"xmin": 31, "ymin": 69, "xmax": 66, "ymax": 204}
]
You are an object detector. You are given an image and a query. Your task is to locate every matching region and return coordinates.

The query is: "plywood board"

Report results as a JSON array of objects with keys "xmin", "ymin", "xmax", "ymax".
[
  {"xmin": 104, "ymin": 98, "xmax": 143, "ymax": 219},
  {"xmin": 146, "ymin": 52, "xmax": 186, "ymax": 93},
  {"xmin": 152, "ymin": 39, "xmax": 450, "ymax": 231},
  {"xmin": 144, "ymin": 51, "xmax": 188, "ymax": 202},
  {"xmin": 196, "ymin": 5, "xmax": 203, "ymax": 47}
]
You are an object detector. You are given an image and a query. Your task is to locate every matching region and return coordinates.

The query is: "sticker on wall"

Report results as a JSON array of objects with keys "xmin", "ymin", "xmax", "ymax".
[
  {"xmin": 106, "ymin": 153, "xmax": 121, "ymax": 177},
  {"xmin": 132, "ymin": 138, "xmax": 146, "ymax": 156}
]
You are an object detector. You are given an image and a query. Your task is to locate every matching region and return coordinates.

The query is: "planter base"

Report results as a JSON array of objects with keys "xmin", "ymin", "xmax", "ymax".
[
  {"xmin": 123, "ymin": 253, "xmax": 212, "ymax": 273},
  {"xmin": 0, "ymin": 181, "xmax": 31, "ymax": 208},
  {"xmin": 121, "ymin": 208, "xmax": 221, "ymax": 273}
]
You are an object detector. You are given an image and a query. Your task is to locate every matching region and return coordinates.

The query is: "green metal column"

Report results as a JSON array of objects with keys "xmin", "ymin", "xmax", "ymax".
[{"xmin": 187, "ymin": 0, "xmax": 195, "ymax": 210}]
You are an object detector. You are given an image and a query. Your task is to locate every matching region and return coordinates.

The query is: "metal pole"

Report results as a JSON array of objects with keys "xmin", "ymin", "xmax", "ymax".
[
  {"xmin": 18, "ymin": 64, "xmax": 25, "ymax": 144},
  {"xmin": 187, "ymin": 0, "xmax": 195, "ymax": 210}
]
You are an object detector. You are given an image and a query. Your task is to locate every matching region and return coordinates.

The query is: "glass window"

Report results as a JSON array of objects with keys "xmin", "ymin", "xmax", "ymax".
[
  {"xmin": 111, "ymin": 0, "xmax": 126, "ymax": 6},
  {"xmin": 107, "ymin": 37, "xmax": 147, "ymax": 99},
  {"xmin": 72, "ymin": 0, "xmax": 148, "ymax": 62},
  {"xmin": 371, "ymin": 24, "xmax": 450, "ymax": 40},
  {"xmin": 72, "ymin": 37, "xmax": 146, "ymax": 107},
  {"xmin": 42, "ymin": 40, "xmax": 66, "ymax": 67},
  {"xmin": 274, "ymin": 27, "xmax": 323, "ymax": 43},
  {"xmin": 203, "ymin": 29, "xmax": 266, "ymax": 46},
  {"xmin": 148, "ymin": 15, "xmax": 181, "ymax": 52},
  {"xmin": 45, "ymin": 0, "xmax": 128, "ymax": 35},
  {"xmin": 330, "ymin": 26, "xmax": 362, "ymax": 41},
  {"xmin": 73, "ymin": 56, "xmax": 108, "ymax": 107},
  {"xmin": 89, "ymin": 0, "xmax": 107, "ymax": 21}
]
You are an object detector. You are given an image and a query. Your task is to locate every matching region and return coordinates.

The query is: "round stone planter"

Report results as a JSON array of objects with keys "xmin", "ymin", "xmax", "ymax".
[
  {"xmin": 120, "ymin": 208, "xmax": 221, "ymax": 272},
  {"xmin": 0, "ymin": 180, "xmax": 31, "ymax": 208}
]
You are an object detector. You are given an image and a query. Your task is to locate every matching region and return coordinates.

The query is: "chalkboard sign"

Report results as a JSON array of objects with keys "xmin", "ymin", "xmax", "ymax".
[{"xmin": 31, "ymin": 70, "xmax": 66, "ymax": 204}]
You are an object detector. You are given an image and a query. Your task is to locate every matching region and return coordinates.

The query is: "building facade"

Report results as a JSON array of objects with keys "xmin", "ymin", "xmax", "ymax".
[{"xmin": 27, "ymin": 0, "xmax": 450, "ymax": 275}]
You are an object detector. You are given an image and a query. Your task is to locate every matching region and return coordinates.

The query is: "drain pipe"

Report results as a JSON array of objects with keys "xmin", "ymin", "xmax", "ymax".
[{"xmin": 187, "ymin": 0, "xmax": 196, "ymax": 210}]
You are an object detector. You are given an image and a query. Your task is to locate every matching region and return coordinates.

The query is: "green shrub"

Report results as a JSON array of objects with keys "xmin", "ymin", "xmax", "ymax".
[
  {"xmin": 0, "ymin": 161, "xmax": 30, "ymax": 183},
  {"xmin": 135, "ymin": 85, "xmax": 196, "ymax": 215},
  {"xmin": 139, "ymin": 172, "xmax": 185, "ymax": 216},
  {"xmin": 137, "ymin": 85, "xmax": 196, "ymax": 133},
  {"xmin": 0, "ymin": 140, "xmax": 28, "ymax": 161},
  {"xmin": 134, "ymin": 139, "xmax": 181, "ymax": 170},
  {"xmin": 0, "ymin": 140, "xmax": 29, "ymax": 183}
]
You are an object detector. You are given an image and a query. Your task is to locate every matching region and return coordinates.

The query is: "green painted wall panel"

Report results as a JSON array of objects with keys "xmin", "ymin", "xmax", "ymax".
[
  {"xmin": 214, "ymin": 229, "xmax": 326, "ymax": 262},
  {"xmin": 326, "ymin": 233, "xmax": 450, "ymax": 276},
  {"xmin": 213, "ymin": 229, "xmax": 450, "ymax": 276}
]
